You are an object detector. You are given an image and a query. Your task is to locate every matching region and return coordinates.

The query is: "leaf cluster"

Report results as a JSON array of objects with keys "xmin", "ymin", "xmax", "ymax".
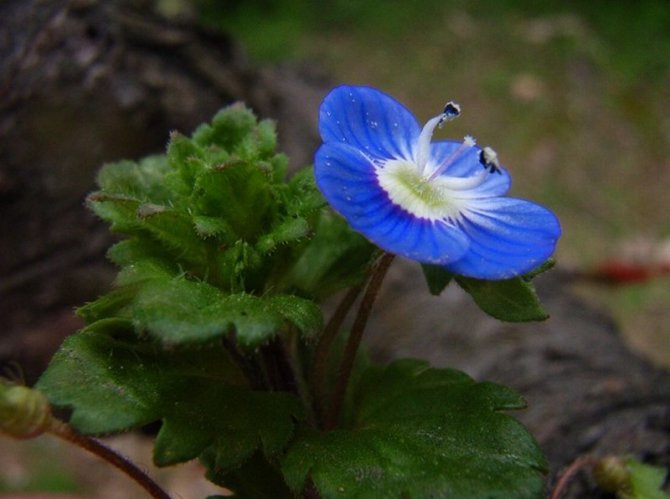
[
  {"xmin": 83, "ymin": 104, "xmax": 374, "ymax": 348},
  {"xmin": 37, "ymin": 104, "xmax": 375, "ymax": 488}
]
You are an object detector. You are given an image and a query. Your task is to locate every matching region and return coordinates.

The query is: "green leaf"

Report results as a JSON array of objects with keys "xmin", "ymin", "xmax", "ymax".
[
  {"xmin": 455, "ymin": 275, "xmax": 549, "ymax": 322},
  {"xmin": 76, "ymin": 285, "xmax": 139, "ymax": 324},
  {"xmin": 256, "ymin": 216, "xmax": 311, "ymax": 254},
  {"xmin": 115, "ymin": 258, "xmax": 176, "ymax": 286},
  {"xmin": 36, "ymin": 331, "xmax": 243, "ymax": 433},
  {"xmin": 282, "ymin": 359, "xmax": 546, "ymax": 499},
  {"xmin": 203, "ymin": 452, "xmax": 293, "ymax": 499},
  {"xmin": 281, "ymin": 211, "xmax": 376, "ymax": 299},
  {"xmin": 192, "ymin": 215, "xmax": 237, "ymax": 241},
  {"xmin": 96, "ymin": 156, "xmax": 175, "ymax": 204},
  {"xmin": 253, "ymin": 119, "xmax": 281, "ymax": 158},
  {"xmin": 130, "ymin": 273, "xmax": 321, "ymax": 347},
  {"xmin": 522, "ymin": 258, "xmax": 555, "ymax": 281},
  {"xmin": 89, "ymin": 194, "xmax": 206, "ymax": 268},
  {"xmin": 136, "ymin": 204, "xmax": 207, "ymax": 264},
  {"xmin": 106, "ymin": 239, "xmax": 175, "ymax": 269},
  {"xmin": 627, "ymin": 458, "xmax": 670, "ymax": 499},
  {"xmin": 268, "ymin": 294, "xmax": 323, "ymax": 336},
  {"xmin": 192, "ymin": 162, "xmax": 275, "ymax": 241},
  {"xmin": 87, "ymin": 192, "xmax": 142, "ymax": 233},
  {"xmin": 282, "ymin": 167, "xmax": 327, "ymax": 217},
  {"xmin": 154, "ymin": 384, "xmax": 299, "ymax": 468},
  {"xmin": 166, "ymin": 131, "xmax": 207, "ymax": 188},
  {"xmin": 421, "ymin": 264, "xmax": 454, "ymax": 296},
  {"xmin": 194, "ymin": 104, "xmax": 257, "ymax": 154},
  {"xmin": 81, "ymin": 318, "xmax": 137, "ymax": 341},
  {"xmin": 36, "ymin": 332, "xmax": 301, "ymax": 468}
]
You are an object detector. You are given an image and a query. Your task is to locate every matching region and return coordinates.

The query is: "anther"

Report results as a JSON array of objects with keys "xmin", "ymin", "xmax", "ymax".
[
  {"xmin": 437, "ymin": 101, "xmax": 461, "ymax": 128},
  {"xmin": 479, "ymin": 146, "xmax": 501, "ymax": 174}
]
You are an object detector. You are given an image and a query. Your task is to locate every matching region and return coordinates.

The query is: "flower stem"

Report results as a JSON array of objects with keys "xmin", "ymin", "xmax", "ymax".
[
  {"xmin": 310, "ymin": 284, "xmax": 363, "ymax": 426},
  {"xmin": 325, "ymin": 252, "xmax": 395, "ymax": 430},
  {"xmin": 548, "ymin": 456, "xmax": 598, "ymax": 499},
  {"xmin": 47, "ymin": 418, "xmax": 171, "ymax": 499},
  {"xmin": 260, "ymin": 338, "xmax": 298, "ymax": 393},
  {"xmin": 284, "ymin": 329, "xmax": 318, "ymax": 428}
]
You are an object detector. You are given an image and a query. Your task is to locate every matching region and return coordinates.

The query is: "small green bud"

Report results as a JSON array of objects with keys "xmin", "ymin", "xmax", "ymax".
[
  {"xmin": 594, "ymin": 456, "xmax": 633, "ymax": 497},
  {"xmin": 0, "ymin": 382, "xmax": 51, "ymax": 439}
]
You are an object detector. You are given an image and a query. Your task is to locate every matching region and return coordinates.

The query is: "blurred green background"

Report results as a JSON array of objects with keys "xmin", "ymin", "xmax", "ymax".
[{"xmin": 173, "ymin": 0, "xmax": 670, "ymax": 365}]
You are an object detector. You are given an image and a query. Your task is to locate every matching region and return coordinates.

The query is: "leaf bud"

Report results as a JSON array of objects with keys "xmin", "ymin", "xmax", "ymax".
[{"xmin": 0, "ymin": 382, "xmax": 51, "ymax": 439}]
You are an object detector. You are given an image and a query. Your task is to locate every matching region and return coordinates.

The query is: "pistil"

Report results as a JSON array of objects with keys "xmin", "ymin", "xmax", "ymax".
[{"xmin": 416, "ymin": 101, "xmax": 461, "ymax": 174}]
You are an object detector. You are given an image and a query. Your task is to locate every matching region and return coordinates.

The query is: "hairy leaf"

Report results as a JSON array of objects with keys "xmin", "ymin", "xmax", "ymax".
[
  {"xmin": 192, "ymin": 162, "xmax": 275, "ymax": 242},
  {"xmin": 95, "ymin": 156, "xmax": 175, "ymax": 204},
  {"xmin": 129, "ymin": 273, "xmax": 321, "ymax": 347},
  {"xmin": 256, "ymin": 216, "xmax": 311, "ymax": 254}
]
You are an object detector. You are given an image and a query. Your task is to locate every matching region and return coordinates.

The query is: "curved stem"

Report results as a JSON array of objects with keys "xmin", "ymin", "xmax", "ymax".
[
  {"xmin": 325, "ymin": 252, "xmax": 395, "ymax": 430},
  {"xmin": 47, "ymin": 418, "xmax": 171, "ymax": 499},
  {"xmin": 549, "ymin": 456, "xmax": 598, "ymax": 499},
  {"xmin": 310, "ymin": 284, "xmax": 363, "ymax": 426}
]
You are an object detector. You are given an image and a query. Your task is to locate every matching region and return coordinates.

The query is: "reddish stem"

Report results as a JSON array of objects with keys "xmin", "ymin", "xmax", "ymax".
[
  {"xmin": 48, "ymin": 419, "xmax": 171, "ymax": 499},
  {"xmin": 549, "ymin": 456, "xmax": 598, "ymax": 499},
  {"xmin": 325, "ymin": 252, "xmax": 395, "ymax": 430},
  {"xmin": 310, "ymin": 284, "xmax": 363, "ymax": 425}
]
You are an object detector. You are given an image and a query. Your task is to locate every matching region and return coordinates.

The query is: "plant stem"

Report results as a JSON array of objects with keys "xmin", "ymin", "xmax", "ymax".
[
  {"xmin": 549, "ymin": 456, "xmax": 598, "ymax": 499},
  {"xmin": 310, "ymin": 284, "xmax": 363, "ymax": 426},
  {"xmin": 325, "ymin": 252, "xmax": 395, "ymax": 430},
  {"xmin": 47, "ymin": 418, "xmax": 171, "ymax": 499},
  {"xmin": 284, "ymin": 329, "xmax": 318, "ymax": 428},
  {"xmin": 260, "ymin": 337, "xmax": 298, "ymax": 393}
]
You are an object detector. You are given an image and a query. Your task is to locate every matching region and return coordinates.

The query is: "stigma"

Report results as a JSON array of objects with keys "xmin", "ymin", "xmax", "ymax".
[
  {"xmin": 416, "ymin": 101, "xmax": 462, "ymax": 173},
  {"xmin": 415, "ymin": 102, "xmax": 503, "ymax": 182},
  {"xmin": 438, "ymin": 101, "xmax": 461, "ymax": 128}
]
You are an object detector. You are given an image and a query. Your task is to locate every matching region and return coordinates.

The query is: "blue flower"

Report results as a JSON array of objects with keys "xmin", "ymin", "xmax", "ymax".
[{"xmin": 314, "ymin": 85, "xmax": 561, "ymax": 280}]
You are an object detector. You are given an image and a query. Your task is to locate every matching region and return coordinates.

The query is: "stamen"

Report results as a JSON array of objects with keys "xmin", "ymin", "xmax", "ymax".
[
  {"xmin": 416, "ymin": 101, "xmax": 461, "ymax": 173},
  {"xmin": 437, "ymin": 101, "xmax": 461, "ymax": 128},
  {"xmin": 479, "ymin": 146, "xmax": 502, "ymax": 174},
  {"xmin": 416, "ymin": 115, "xmax": 443, "ymax": 174},
  {"xmin": 426, "ymin": 136, "xmax": 476, "ymax": 181}
]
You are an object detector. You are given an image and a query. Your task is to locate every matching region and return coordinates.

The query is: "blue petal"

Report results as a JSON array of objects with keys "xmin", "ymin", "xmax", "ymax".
[
  {"xmin": 446, "ymin": 198, "xmax": 561, "ymax": 279},
  {"xmin": 429, "ymin": 141, "xmax": 511, "ymax": 197},
  {"xmin": 319, "ymin": 85, "xmax": 420, "ymax": 162},
  {"xmin": 315, "ymin": 143, "xmax": 470, "ymax": 264}
]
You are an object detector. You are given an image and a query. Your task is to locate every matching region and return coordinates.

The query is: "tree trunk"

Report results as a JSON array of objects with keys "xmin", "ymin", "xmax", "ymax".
[{"xmin": 1, "ymin": 2, "xmax": 667, "ymax": 497}]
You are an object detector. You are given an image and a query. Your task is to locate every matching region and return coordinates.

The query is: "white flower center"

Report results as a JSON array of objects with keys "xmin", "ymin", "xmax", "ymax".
[
  {"xmin": 376, "ymin": 159, "xmax": 470, "ymax": 222},
  {"xmin": 374, "ymin": 107, "xmax": 489, "ymax": 223}
]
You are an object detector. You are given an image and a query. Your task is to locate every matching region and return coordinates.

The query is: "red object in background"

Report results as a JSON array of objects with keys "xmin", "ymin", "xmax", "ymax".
[{"xmin": 586, "ymin": 260, "xmax": 670, "ymax": 285}]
